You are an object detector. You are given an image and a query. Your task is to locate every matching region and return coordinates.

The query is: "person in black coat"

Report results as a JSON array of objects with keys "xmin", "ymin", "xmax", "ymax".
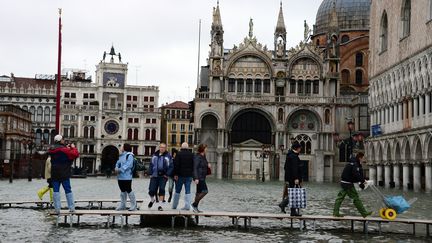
[
  {"xmin": 171, "ymin": 142, "xmax": 194, "ymax": 210},
  {"xmin": 278, "ymin": 142, "xmax": 302, "ymax": 216}
]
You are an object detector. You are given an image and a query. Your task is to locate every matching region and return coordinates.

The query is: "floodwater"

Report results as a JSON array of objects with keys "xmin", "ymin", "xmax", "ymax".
[{"xmin": 0, "ymin": 177, "xmax": 431, "ymax": 242}]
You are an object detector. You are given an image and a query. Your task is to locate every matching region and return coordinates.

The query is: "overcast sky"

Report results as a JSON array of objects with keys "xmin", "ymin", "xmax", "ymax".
[{"xmin": 0, "ymin": 0, "xmax": 322, "ymax": 105}]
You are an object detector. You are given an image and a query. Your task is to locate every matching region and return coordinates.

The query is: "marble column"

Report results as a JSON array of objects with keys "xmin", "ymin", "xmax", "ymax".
[
  {"xmin": 425, "ymin": 163, "xmax": 432, "ymax": 192},
  {"xmin": 369, "ymin": 165, "xmax": 376, "ymax": 185},
  {"xmin": 377, "ymin": 165, "xmax": 383, "ymax": 186},
  {"xmin": 217, "ymin": 152, "xmax": 223, "ymax": 179},
  {"xmin": 413, "ymin": 163, "xmax": 421, "ymax": 192},
  {"xmin": 384, "ymin": 164, "xmax": 391, "ymax": 188},
  {"xmin": 393, "ymin": 163, "xmax": 400, "ymax": 188},
  {"xmin": 403, "ymin": 164, "xmax": 410, "ymax": 191},
  {"xmin": 413, "ymin": 98, "xmax": 418, "ymax": 118}
]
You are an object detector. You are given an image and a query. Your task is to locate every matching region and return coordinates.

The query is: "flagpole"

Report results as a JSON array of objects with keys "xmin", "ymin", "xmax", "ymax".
[{"xmin": 55, "ymin": 8, "xmax": 62, "ymax": 134}]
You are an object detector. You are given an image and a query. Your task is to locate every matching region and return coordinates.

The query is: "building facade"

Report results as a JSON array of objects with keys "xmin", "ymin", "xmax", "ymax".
[
  {"xmin": 193, "ymin": 1, "xmax": 369, "ymax": 182},
  {"xmin": 60, "ymin": 46, "xmax": 161, "ymax": 174},
  {"xmin": 0, "ymin": 105, "xmax": 34, "ymax": 178},
  {"xmin": 367, "ymin": 0, "xmax": 432, "ymax": 192},
  {"xmin": 160, "ymin": 101, "xmax": 194, "ymax": 151}
]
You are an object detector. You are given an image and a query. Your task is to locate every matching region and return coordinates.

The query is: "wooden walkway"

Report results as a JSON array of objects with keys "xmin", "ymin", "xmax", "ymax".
[
  {"xmin": 50, "ymin": 209, "xmax": 432, "ymax": 236},
  {"xmin": 0, "ymin": 199, "xmax": 145, "ymax": 209}
]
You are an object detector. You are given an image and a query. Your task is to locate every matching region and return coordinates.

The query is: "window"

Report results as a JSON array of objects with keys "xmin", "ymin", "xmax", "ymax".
[
  {"xmin": 180, "ymin": 124, "xmax": 185, "ymax": 131},
  {"xmin": 263, "ymin": 80, "xmax": 270, "ymax": 93},
  {"xmin": 128, "ymin": 128, "xmax": 133, "ymax": 140},
  {"xmin": 305, "ymin": 81, "xmax": 311, "ymax": 94},
  {"xmin": 341, "ymin": 69, "xmax": 350, "ymax": 83},
  {"xmin": 237, "ymin": 80, "xmax": 244, "ymax": 93},
  {"xmin": 146, "ymin": 118, "xmax": 151, "ymax": 123},
  {"xmin": 64, "ymin": 92, "xmax": 70, "ymax": 98},
  {"xmin": 36, "ymin": 106, "xmax": 43, "ymax": 122},
  {"xmin": 228, "ymin": 80, "xmax": 235, "ymax": 92},
  {"xmin": 83, "ymin": 145, "xmax": 88, "ymax": 153},
  {"xmin": 255, "ymin": 80, "xmax": 262, "ymax": 93},
  {"xmin": 83, "ymin": 93, "xmax": 89, "ymax": 99},
  {"xmin": 144, "ymin": 96, "xmax": 149, "ymax": 102},
  {"xmin": 313, "ymin": 81, "xmax": 319, "ymax": 94},
  {"xmin": 71, "ymin": 93, "xmax": 76, "ymax": 98},
  {"xmin": 188, "ymin": 135, "xmax": 193, "ymax": 145},
  {"xmin": 246, "ymin": 80, "xmax": 253, "ymax": 93},
  {"xmin": 150, "ymin": 96, "xmax": 155, "ymax": 102},
  {"xmin": 380, "ymin": 11, "xmax": 388, "ymax": 52},
  {"xmin": 359, "ymin": 106, "xmax": 369, "ymax": 131},
  {"xmin": 90, "ymin": 93, "xmax": 95, "ymax": 99},
  {"xmin": 341, "ymin": 35, "xmax": 349, "ymax": 43},
  {"xmin": 324, "ymin": 109, "xmax": 331, "ymax": 124},
  {"xmin": 133, "ymin": 96, "xmax": 137, "ymax": 101},
  {"xmin": 89, "ymin": 145, "xmax": 94, "ymax": 153},
  {"xmin": 145, "ymin": 129, "xmax": 150, "ymax": 140},
  {"xmin": 181, "ymin": 111, "xmax": 185, "ymax": 119},
  {"xmin": 172, "ymin": 124, "xmax": 176, "ymax": 131},
  {"xmin": 134, "ymin": 128, "xmax": 139, "ymax": 140},
  {"xmin": 355, "ymin": 52, "xmax": 363, "ymax": 67},
  {"xmin": 180, "ymin": 135, "xmax": 185, "ymax": 144},
  {"xmin": 44, "ymin": 107, "xmax": 50, "ymax": 122},
  {"xmin": 132, "ymin": 145, "xmax": 138, "ymax": 155},
  {"xmin": 290, "ymin": 81, "xmax": 296, "ymax": 94},
  {"xmin": 151, "ymin": 129, "xmax": 156, "ymax": 140},
  {"xmin": 84, "ymin": 126, "xmax": 89, "ymax": 138},
  {"xmin": 189, "ymin": 124, "xmax": 193, "ymax": 131},
  {"xmin": 83, "ymin": 102, "xmax": 89, "ymax": 106},
  {"xmin": 134, "ymin": 118, "xmax": 139, "ymax": 123},
  {"xmin": 85, "ymin": 116, "xmax": 90, "ymax": 121},
  {"xmin": 51, "ymin": 107, "xmax": 55, "ymax": 122},
  {"xmin": 401, "ymin": 0, "xmax": 411, "ymax": 38},
  {"xmin": 294, "ymin": 134, "xmax": 312, "ymax": 155},
  {"xmin": 171, "ymin": 134, "xmax": 177, "ymax": 145},
  {"xmin": 298, "ymin": 81, "xmax": 304, "ymax": 94},
  {"xmin": 278, "ymin": 108, "xmax": 284, "ymax": 123},
  {"xmin": 127, "ymin": 95, "xmax": 131, "ymax": 101},
  {"xmin": 152, "ymin": 119, "xmax": 156, "ymax": 124},
  {"xmin": 355, "ymin": 70, "xmax": 363, "ymax": 84},
  {"xmin": 90, "ymin": 126, "xmax": 95, "ymax": 138}
]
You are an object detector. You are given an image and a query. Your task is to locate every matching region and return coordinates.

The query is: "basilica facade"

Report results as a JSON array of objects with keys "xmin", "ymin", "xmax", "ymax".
[{"xmin": 193, "ymin": 1, "xmax": 370, "ymax": 182}]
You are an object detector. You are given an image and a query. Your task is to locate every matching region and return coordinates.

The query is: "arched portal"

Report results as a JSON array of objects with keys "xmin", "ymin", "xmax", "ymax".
[
  {"xmin": 101, "ymin": 145, "xmax": 119, "ymax": 174},
  {"xmin": 231, "ymin": 111, "xmax": 272, "ymax": 144}
]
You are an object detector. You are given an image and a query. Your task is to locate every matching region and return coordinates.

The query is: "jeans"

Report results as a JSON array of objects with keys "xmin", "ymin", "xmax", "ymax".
[
  {"xmin": 175, "ymin": 177, "xmax": 192, "ymax": 194},
  {"xmin": 52, "ymin": 178, "xmax": 72, "ymax": 193},
  {"xmin": 149, "ymin": 176, "xmax": 167, "ymax": 197}
]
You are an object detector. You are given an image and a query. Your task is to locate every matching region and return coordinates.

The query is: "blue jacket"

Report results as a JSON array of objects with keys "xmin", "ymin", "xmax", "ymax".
[
  {"xmin": 116, "ymin": 152, "xmax": 134, "ymax": 180},
  {"xmin": 149, "ymin": 150, "xmax": 173, "ymax": 177}
]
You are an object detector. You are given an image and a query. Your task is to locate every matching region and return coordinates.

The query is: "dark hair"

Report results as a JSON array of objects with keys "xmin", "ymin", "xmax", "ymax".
[
  {"xmin": 291, "ymin": 142, "xmax": 301, "ymax": 150},
  {"xmin": 123, "ymin": 143, "xmax": 132, "ymax": 152},
  {"xmin": 197, "ymin": 144, "xmax": 207, "ymax": 153},
  {"xmin": 356, "ymin": 152, "xmax": 365, "ymax": 159},
  {"xmin": 172, "ymin": 148, "xmax": 178, "ymax": 155}
]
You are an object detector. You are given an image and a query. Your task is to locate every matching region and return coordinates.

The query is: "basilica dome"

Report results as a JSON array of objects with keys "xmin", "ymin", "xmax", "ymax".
[{"xmin": 313, "ymin": 0, "xmax": 371, "ymax": 35}]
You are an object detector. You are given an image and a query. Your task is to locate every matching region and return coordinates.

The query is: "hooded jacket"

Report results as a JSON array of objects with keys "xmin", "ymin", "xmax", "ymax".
[
  {"xmin": 48, "ymin": 143, "xmax": 80, "ymax": 181},
  {"xmin": 115, "ymin": 152, "xmax": 134, "ymax": 180},
  {"xmin": 149, "ymin": 150, "xmax": 173, "ymax": 177}
]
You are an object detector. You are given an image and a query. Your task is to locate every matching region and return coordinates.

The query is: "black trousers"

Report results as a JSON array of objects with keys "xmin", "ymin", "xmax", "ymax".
[{"xmin": 118, "ymin": 180, "xmax": 132, "ymax": 193}]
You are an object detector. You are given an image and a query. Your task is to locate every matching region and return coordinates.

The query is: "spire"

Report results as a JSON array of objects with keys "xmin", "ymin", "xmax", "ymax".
[
  {"xmin": 212, "ymin": 1, "xmax": 222, "ymax": 27},
  {"xmin": 329, "ymin": 0, "xmax": 338, "ymax": 28},
  {"xmin": 275, "ymin": 1, "xmax": 286, "ymax": 33}
]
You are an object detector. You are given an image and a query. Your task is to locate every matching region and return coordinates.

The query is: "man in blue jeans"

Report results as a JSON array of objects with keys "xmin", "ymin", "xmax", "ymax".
[
  {"xmin": 48, "ymin": 135, "xmax": 80, "ymax": 214},
  {"xmin": 148, "ymin": 143, "xmax": 173, "ymax": 211},
  {"xmin": 172, "ymin": 142, "xmax": 194, "ymax": 210}
]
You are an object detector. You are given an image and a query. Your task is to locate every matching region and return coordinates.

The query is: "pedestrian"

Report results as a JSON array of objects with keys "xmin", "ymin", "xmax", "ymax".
[
  {"xmin": 278, "ymin": 142, "xmax": 303, "ymax": 216},
  {"xmin": 167, "ymin": 148, "xmax": 178, "ymax": 203},
  {"xmin": 191, "ymin": 144, "xmax": 210, "ymax": 213},
  {"xmin": 48, "ymin": 135, "xmax": 80, "ymax": 214},
  {"xmin": 114, "ymin": 143, "xmax": 137, "ymax": 211},
  {"xmin": 36, "ymin": 156, "xmax": 53, "ymax": 202},
  {"xmin": 333, "ymin": 152, "xmax": 372, "ymax": 218},
  {"xmin": 172, "ymin": 142, "xmax": 194, "ymax": 210},
  {"xmin": 148, "ymin": 143, "xmax": 173, "ymax": 211}
]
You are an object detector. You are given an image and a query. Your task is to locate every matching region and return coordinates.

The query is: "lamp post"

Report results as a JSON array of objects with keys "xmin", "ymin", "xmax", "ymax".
[
  {"xmin": 347, "ymin": 121, "xmax": 355, "ymax": 159},
  {"xmin": 255, "ymin": 145, "xmax": 272, "ymax": 182}
]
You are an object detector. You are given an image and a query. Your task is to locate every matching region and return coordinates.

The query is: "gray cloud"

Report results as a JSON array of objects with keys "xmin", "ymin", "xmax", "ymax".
[{"xmin": 0, "ymin": 0, "xmax": 322, "ymax": 105}]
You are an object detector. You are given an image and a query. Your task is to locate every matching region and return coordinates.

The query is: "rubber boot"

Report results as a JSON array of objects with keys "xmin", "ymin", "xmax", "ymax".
[
  {"xmin": 53, "ymin": 192, "xmax": 61, "ymax": 214},
  {"xmin": 353, "ymin": 197, "xmax": 371, "ymax": 217},
  {"xmin": 66, "ymin": 192, "xmax": 75, "ymax": 212},
  {"xmin": 128, "ymin": 191, "xmax": 137, "ymax": 211},
  {"xmin": 49, "ymin": 188, "xmax": 53, "ymax": 202},
  {"xmin": 279, "ymin": 197, "xmax": 289, "ymax": 214},
  {"xmin": 116, "ymin": 192, "xmax": 127, "ymax": 211},
  {"xmin": 171, "ymin": 192, "xmax": 180, "ymax": 209},
  {"xmin": 181, "ymin": 193, "xmax": 192, "ymax": 211},
  {"xmin": 37, "ymin": 186, "xmax": 50, "ymax": 200}
]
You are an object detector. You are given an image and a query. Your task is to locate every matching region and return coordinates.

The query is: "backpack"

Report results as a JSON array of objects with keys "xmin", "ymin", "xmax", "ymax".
[{"xmin": 127, "ymin": 153, "xmax": 146, "ymax": 174}]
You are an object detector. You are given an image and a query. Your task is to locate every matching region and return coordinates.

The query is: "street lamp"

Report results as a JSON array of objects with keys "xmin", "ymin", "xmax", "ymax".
[
  {"xmin": 255, "ymin": 144, "xmax": 272, "ymax": 182},
  {"xmin": 22, "ymin": 139, "xmax": 35, "ymax": 182}
]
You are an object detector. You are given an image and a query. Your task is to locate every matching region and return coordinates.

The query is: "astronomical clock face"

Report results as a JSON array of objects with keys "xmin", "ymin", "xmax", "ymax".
[
  {"xmin": 103, "ymin": 72, "xmax": 125, "ymax": 88},
  {"xmin": 104, "ymin": 120, "xmax": 119, "ymax": 135}
]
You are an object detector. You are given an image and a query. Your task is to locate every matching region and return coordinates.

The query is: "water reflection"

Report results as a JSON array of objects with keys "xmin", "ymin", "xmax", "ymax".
[{"xmin": 0, "ymin": 178, "xmax": 430, "ymax": 242}]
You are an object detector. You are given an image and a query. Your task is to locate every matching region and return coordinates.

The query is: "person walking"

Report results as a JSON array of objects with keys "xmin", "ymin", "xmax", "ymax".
[
  {"xmin": 167, "ymin": 148, "xmax": 178, "ymax": 203},
  {"xmin": 278, "ymin": 143, "xmax": 303, "ymax": 216},
  {"xmin": 36, "ymin": 156, "xmax": 53, "ymax": 202},
  {"xmin": 191, "ymin": 144, "xmax": 210, "ymax": 213},
  {"xmin": 333, "ymin": 152, "xmax": 372, "ymax": 218},
  {"xmin": 172, "ymin": 142, "xmax": 194, "ymax": 210},
  {"xmin": 148, "ymin": 143, "xmax": 173, "ymax": 211},
  {"xmin": 114, "ymin": 143, "xmax": 137, "ymax": 211},
  {"xmin": 49, "ymin": 135, "xmax": 80, "ymax": 214}
]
